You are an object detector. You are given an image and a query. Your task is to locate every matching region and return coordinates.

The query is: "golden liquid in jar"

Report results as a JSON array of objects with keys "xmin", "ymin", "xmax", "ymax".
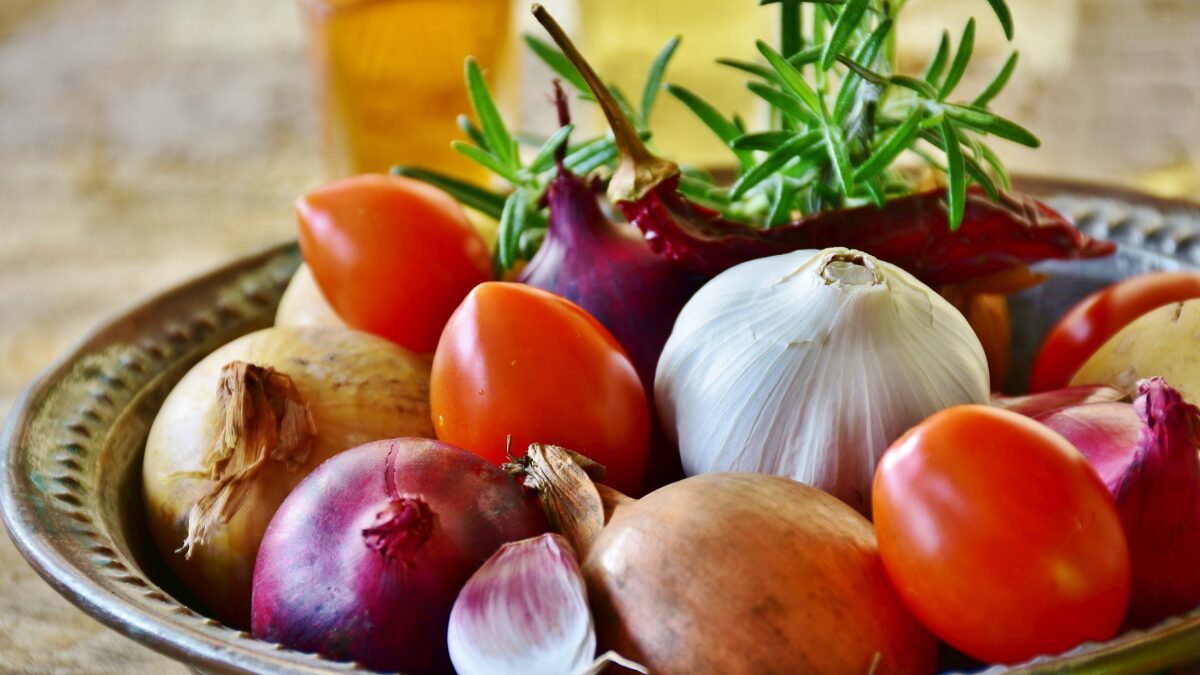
[{"xmin": 301, "ymin": 0, "xmax": 512, "ymax": 180}]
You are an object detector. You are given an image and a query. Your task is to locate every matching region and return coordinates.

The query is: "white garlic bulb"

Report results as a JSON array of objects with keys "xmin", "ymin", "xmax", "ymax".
[{"xmin": 655, "ymin": 247, "xmax": 989, "ymax": 514}]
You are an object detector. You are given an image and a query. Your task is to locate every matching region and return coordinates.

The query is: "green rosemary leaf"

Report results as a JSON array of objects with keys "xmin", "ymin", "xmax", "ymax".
[
  {"xmin": 732, "ymin": 130, "xmax": 796, "ymax": 151},
  {"xmin": 976, "ymin": 139, "xmax": 1012, "ymax": 191},
  {"xmin": 717, "ymin": 58, "xmax": 780, "ymax": 83},
  {"xmin": 943, "ymin": 104, "xmax": 1039, "ymax": 147},
  {"xmin": 852, "ymin": 108, "xmax": 922, "ymax": 182},
  {"xmin": 747, "ymin": 82, "xmax": 819, "ymax": 126},
  {"xmin": 757, "ymin": 40, "xmax": 822, "ymax": 114},
  {"xmin": 986, "ymin": 0, "xmax": 1015, "ymax": 40},
  {"xmin": 523, "ymin": 35, "xmax": 589, "ymax": 95},
  {"xmin": 495, "ymin": 189, "xmax": 527, "ymax": 270},
  {"xmin": 786, "ymin": 45, "xmax": 825, "ymax": 68},
  {"xmin": 527, "ymin": 124, "xmax": 576, "ymax": 173},
  {"xmin": 955, "ymin": 132, "xmax": 1000, "ymax": 199},
  {"xmin": 940, "ymin": 119, "xmax": 966, "ymax": 230},
  {"xmin": 568, "ymin": 140, "xmax": 619, "ymax": 175},
  {"xmin": 733, "ymin": 113, "xmax": 748, "ymax": 134},
  {"xmin": 561, "ymin": 129, "xmax": 652, "ymax": 175},
  {"xmin": 518, "ymin": 227, "xmax": 546, "ymax": 259},
  {"xmin": 833, "ymin": 17, "xmax": 893, "ymax": 121},
  {"xmin": 610, "ymin": 85, "xmax": 642, "ymax": 130},
  {"xmin": 679, "ymin": 174, "xmax": 731, "ymax": 210},
  {"xmin": 452, "ymin": 141, "xmax": 521, "ymax": 185},
  {"xmin": 456, "ymin": 115, "xmax": 488, "ymax": 149},
  {"xmin": 966, "ymin": 155, "xmax": 999, "ymax": 200},
  {"xmin": 923, "ymin": 31, "xmax": 951, "ymax": 85},
  {"xmin": 972, "ymin": 51, "xmax": 1019, "ymax": 108},
  {"xmin": 890, "ymin": 74, "xmax": 939, "ymax": 99},
  {"xmin": 766, "ymin": 177, "xmax": 797, "ymax": 226},
  {"xmin": 822, "ymin": 0, "xmax": 871, "ymax": 70},
  {"xmin": 823, "ymin": 120, "xmax": 855, "ymax": 197},
  {"xmin": 666, "ymin": 83, "xmax": 754, "ymax": 167},
  {"xmin": 730, "ymin": 131, "xmax": 824, "ymax": 200},
  {"xmin": 391, "ymin": 166, "xmax": 508, "ymax": 219},
  {"xmin": 465, "ymin": 57, "xmax": 516, "ymax": 168},
  {"xmin": 759, "ymin": 0, "xmax": 845, "ymax": 4},
  {"xmin": 563, "ymin": 136, "xmax": 613, "ymax": 169},
  {"xmin": 861, "ymin": 177, "xmax": 887, "ymax": 208},
  {"xmin": 836, "ymin": 55, "xmax": 888, "ymax": 86},
  {"xmin": 780, "ymin": 0, "xmax": 802, "ymax": 58},
  {"xmin": 939, "ymin": 18, "xmax": 976, "ymax": 100},
  {"xmin": 642, "ymin": 36, "xmax": 681, "ymax": 123}
]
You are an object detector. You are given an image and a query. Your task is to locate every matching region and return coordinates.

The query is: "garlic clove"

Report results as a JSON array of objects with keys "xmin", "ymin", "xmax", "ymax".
[{"xmin": 448, "ymin": 533, "xmax": 598, "ymax": 675}]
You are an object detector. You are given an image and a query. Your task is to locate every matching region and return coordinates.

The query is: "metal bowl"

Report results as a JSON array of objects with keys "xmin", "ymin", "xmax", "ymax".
[{"xmin": 5, "ymin": 182, "xmax": 1200, "ymax": 674}]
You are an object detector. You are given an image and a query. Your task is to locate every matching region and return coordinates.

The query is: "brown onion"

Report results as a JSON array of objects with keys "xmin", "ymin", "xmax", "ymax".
[
  {"xmin": 511, "ymin": 444, "xmax": 936, "ymax": 674},
  {"xmin": 142, "ymin": 326, "xmax": 433, "ymax": 626}
]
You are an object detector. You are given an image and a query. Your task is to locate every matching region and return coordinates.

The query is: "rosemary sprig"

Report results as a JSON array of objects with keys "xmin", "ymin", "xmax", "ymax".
[
  {"xmin": 665, "ymin": 0, "xmax": 1029, "ymax": 229},
  {"xmin": 395, "ymin": 39, "xmax": 681, "ymax": 272}
]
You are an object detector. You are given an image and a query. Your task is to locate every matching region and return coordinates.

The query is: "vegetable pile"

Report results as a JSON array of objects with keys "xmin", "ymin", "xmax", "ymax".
[{"xmin": 138, "ymin": 1, "xmax": 1200, "ymax": 672}]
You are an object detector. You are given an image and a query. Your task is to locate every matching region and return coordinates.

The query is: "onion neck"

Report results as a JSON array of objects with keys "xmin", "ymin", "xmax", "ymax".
[
  {"xmin": 532, "ymin": 5, "xmax": 678, "ymax": 203},
  {"xmin": 547, "ymin": 172, "xmax": 613, "ymax": 243},
  {"xmin": 362, "ymin": 497, "xmax": 435, "ymax": 565},
  {"xmin": 505, "ymin": 443, "xmax": 621, "ymax": 560},
  {"xmin": 176, "ymin": 361, "xmax": 316, "ymax": 558}
]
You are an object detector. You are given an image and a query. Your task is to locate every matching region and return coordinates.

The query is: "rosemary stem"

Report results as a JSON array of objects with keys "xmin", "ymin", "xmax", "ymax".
[{"xmin": 780, "ymin": 0, "xmax": 803, "ymax": 58}]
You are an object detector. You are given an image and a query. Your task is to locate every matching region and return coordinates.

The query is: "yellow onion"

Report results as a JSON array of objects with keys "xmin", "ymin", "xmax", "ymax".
[
  {"xmin": 142, "ymin": 326, "xmax": 432, "ymax": 627},
  {"xmin": 511, "ymin": 444, "xmax": 937, "ymax": 674},
  {"xmin": 275, "ymin": 263, "xmax": 345, "ymax": 329}
]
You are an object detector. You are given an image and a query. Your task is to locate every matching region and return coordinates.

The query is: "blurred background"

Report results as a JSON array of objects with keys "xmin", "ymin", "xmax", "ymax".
[{"xmin": 1, "ymin": 0, "xmax": 1198, "ymax": 670}]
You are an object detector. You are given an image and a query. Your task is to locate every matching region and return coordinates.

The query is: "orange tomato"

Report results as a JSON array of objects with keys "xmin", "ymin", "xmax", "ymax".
[
  {"xmin": 431, "ymin": 282, "xmax": 650, "ymax": 495},
  {"xmin": 296, "ymin": 174, "xmax": 492, "ymax": 352},
  {"xmin": 873, "ymin": 405, "xmax": 1130, "ymax": 665},
  {"xmin": 1030, "ymin": 272, "xmax": 1200, "ymax": 392}
]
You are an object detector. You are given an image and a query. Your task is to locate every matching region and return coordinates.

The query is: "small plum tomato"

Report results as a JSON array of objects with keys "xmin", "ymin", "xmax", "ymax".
[{"xmin": 873, "ymin": 404, "xmax": 1131, "ymax": 665}]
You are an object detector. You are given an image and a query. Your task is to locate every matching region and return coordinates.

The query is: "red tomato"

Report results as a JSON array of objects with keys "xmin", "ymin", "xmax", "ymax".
[
  {"xmin": 873, "ymin": 405, "xmax": 1130, "ymax": 665},
  {"xmin": 296, "ymin": 174, "xmax": 492, "ymax": 352},
  {"xmin": 431, "ymin": 282, "xmax": 650, "ymax": 495},
  {"xmin": 1030, "ymin": 272, "xmax": 1200, "ymax": 392}
]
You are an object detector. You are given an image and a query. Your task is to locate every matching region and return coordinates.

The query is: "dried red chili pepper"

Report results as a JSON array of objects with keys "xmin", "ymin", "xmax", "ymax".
[{"xmin": 532, "ymin": 6, "xmax": 1114, "ymax": 286}]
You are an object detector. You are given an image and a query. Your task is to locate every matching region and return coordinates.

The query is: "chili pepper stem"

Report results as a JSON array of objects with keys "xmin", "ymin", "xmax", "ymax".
[{"xmin": 531, "ymin": 4, "xmax": 679, "ymax": 203}]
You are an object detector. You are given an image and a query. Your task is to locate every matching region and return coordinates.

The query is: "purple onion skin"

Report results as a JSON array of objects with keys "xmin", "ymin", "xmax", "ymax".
[
  {"xmin": 250, "ymin": 438, "xmax": 546, "ymax": 674},
  {"xmin": 1115, "ymin": 378, "xmax": 1200, "ymax": 629},
  {"xmin": 1035, "ymin": 402, "xmax": 1141, "ymax": 492},
  {"xmin": 519, "ymin": 172, "xmax": 705, "ymax": 490},
  {"xmin": 519, "ymin": 171, "xmax": 705, "ymax": 396}
]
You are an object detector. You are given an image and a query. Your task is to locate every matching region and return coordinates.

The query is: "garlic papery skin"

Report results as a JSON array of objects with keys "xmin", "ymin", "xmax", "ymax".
[
  {"xmin": 655, "ymin": 247, "xmax": 990, "ymax": 514},
  {"xmin": 447, "ymin": 533, "xmax": 596, "ymax": 675}
]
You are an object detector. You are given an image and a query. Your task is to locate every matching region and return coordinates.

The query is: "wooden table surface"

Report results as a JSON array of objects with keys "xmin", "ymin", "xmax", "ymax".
[{"xmin": 1, "ymin": 0, "xmax": 1197, "ymax": 672}]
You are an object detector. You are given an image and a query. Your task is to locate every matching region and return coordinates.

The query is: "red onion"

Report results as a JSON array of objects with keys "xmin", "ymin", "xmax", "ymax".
[
  {"xmin": 992, "ymin": 384, "xmax": 1124, "ymax": 418},
  {"xmin": 1035, "ymin": 402, "xmax": 1140, "ymax": 491},
  {"xmin": 517, "ymin": 91, "xmax": 703, "ymax": 491},
  {"xmin": 250, "ymin": 438, "xmax": 546, "ymax": 673},
  {"xmin": 517, "ymin": 88, "xmax": 703, "ymax": 395},
  {"xmin": 1032, "ymin": 379, "xmax": 1200, "ymax": 628},
  {"xmin": 519, "ymin": 169, "xmax": 703, "ymax": 394}
]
